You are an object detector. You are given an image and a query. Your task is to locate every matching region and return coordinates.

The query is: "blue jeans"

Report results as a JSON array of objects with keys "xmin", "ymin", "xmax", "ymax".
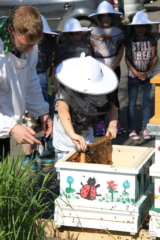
[
  {"xmin": 38, "ymin": 72, "xmax": 54, "ymax": 142},
  {"xmin": 38, "ymin": 72, "xmax": 54, "ymax": 120},
  {"xmin": 38, "ymin": 72, "xmax": 49, "ymax": 103},
  {"xmin": 127, "ymin": 77, "xmax": 152, "ymax": 131}
]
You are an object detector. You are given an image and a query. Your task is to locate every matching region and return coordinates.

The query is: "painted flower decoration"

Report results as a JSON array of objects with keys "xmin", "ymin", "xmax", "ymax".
[
  {"xmin": 158, "ymin": 146, "xmax": 160, "ymax": 152},
  {"xmin": 65, "ymin": 176, "xmax": 75, "ymax": 193},
  {"xmin": 107, "ymin": 180, "xmax": 118, "ymax": 190},
  {"xmin": 67, "ymin": 176, "xmax": 74, "ymax": 184},
  {"xmin": 159, "ymin": 186, "xmax": 160, "ymax": 193},
  {"xmin": 123, "ymin": 181, "xmax": 130, "ymax": 189},
  {"xmin": 107, "ymin": 180, "xmax": 118, "ymax": 201},
  {"xmin": 155, "ymin": 194, "xmax": 159, "ymax": 200}
]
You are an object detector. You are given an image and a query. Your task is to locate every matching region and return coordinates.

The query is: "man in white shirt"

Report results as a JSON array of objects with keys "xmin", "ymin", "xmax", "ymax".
[{"xmin": 0, "ymin": 6, "xmax": 52, "ymax": 161}]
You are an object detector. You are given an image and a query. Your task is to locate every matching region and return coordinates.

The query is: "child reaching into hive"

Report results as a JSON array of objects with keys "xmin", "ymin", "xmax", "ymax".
[
  {"xmin": 125, "ymin": 11, "xmax": 159, "ymax": 140},
  {"xmin": 89, "ymin": 1, "xmax": 124, "ymax": 135},
  {"xmin": 53, "ymin": 53, "xmax": 118, "ymax": 166}
]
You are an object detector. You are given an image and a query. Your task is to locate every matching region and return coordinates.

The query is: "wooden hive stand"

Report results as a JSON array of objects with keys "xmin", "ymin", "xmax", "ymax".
[
  {"xmin": 39, "ymin": 218, "xmax": 157, "ymax": 240},
  {"xmin": 149, "ymin": 73, "xmax": 160, "ymax": 124}
]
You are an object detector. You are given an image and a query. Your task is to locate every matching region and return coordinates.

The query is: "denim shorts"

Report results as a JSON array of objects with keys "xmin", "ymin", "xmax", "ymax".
[
  {"xmin": 55, "ymin": 148, "xmax": 69, "ymax": 176},
  {"xmin": 55, "ymin": 148, "xmax": 69, "ymax": 162}
]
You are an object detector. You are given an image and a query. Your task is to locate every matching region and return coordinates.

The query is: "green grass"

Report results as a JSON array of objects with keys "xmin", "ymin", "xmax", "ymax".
[
  {"xmin": 0, "ymin": 152, "xmax": 57, "ymax": 240},
  {"xmin": 0, "ymin": 151, "xmax": 132, "ymax": 239}
]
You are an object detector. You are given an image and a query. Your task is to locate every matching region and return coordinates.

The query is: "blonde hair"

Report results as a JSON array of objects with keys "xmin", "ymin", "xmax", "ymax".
[{"xmin": 8, "ymin": 6, "xmax": 43, "ymax": 42}]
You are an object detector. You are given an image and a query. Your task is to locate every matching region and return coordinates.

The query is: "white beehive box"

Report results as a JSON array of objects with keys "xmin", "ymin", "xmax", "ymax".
[
  {"xmin": 147, "ymin": 124, "xmax": 160, "ymax": 167},
  {"xmin": 149, "ymin": 205, "xmax": 160, "ymax": 239},
  {"xmin": 150, "ymin": 164, "xmax": 160, "ymax": 208},
  {"xmin": 55, "ymin": 145, "xmax": 154, "ymax": 233}
]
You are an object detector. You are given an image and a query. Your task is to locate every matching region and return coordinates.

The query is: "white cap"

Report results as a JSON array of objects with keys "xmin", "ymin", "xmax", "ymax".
[
  {"xmin": 55, "ymin": 53, "xmax": 118, "ymax": 95},
  {"xmin": 62, "ymin": 18, "xmax": 92, "ymax": 32},
  {"xmin": 41, "ymin": 15, "xmax": 59, "ymax": 35},
  {"xmin": 128, "ymin": 11, "xmax": 160, "ymax": 25},
  {"xmin": 89, "ymin": 1, "xmax": 123, "ymax": 18}
]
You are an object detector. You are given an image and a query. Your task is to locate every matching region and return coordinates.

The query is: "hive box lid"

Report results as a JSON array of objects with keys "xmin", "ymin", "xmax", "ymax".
[{"xmin": 55, "ymin": 145, "xmax": 154, "ymax": 174}]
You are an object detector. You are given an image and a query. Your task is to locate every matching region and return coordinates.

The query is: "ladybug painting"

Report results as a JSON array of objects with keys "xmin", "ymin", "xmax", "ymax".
[{"xmin": 77, "ymin": 177, "xmax": 101, "ymax": 200}]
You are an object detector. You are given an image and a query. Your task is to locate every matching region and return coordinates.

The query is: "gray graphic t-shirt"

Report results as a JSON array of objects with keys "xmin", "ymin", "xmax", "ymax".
[
  {"xmin": 125, "ymin": 35, "xmax": 157, "ymax": 78},
  {"xmin": 54, "ymin": 42, "xmax": 92, "ymax": 66}
]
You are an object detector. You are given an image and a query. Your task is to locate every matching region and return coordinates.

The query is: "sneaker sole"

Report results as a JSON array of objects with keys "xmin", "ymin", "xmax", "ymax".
[
  {"xmin": 37, "ymin": 162, "xmax": 54, "ymax": 166},
  {"xmin": 143, "ymin": 136, "xmax": 152, "ymax": 140},
  {"xmin": 131, "ymin": 137, "xmax": 140, "ymax": 141},
  {"xmin": 30, "ymin": 168, "xmax": 41, "ymax": 172},
  {"xmin": 129, "ymin": 132, "xmax": 140, "ymax": 140},
  {"xmin": 21, "ymin": 165, "xmax": 41, "ymax": 172},
  {"xmin": 129, "ymin": 135, "xmax": 140, "ymax": 140}
]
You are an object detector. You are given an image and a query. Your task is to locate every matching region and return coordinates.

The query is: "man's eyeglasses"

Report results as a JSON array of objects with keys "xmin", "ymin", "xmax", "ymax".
[{"xmin": 14, "ymin": 31, "xmax": 42, "ymax": 48}]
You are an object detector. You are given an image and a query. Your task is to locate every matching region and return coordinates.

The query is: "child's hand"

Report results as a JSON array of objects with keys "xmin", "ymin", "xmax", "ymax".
[
  {"xmin": 69, "ymin": 132, "xmax": 87, "ymax": 151},
  {"xmin": 138, "ymin": 72, "xmax": 149, "ymax": 81},
  {"xmin": 106, "ymin": 125, "xmax": 118, "ymax": 139},
  {"xmin": 134, "ymin": 70, "xmax": 140, "ymax": 78}
]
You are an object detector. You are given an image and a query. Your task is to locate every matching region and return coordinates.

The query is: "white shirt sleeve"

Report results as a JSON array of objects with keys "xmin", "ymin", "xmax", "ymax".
[
  {"xmin": 25, "ymin": 46, "xmax": 49, "ymax": 118},
  {"xmin": 0, "ymin": 114, "xmax": 17, "ymax": 138},
  {"xmin": 0, "ymin": 40, "xmax": 18, "ymax": 137},
  {"xmin": 0, "ymin": 42, "xmax": 49, "ymax": 138}
]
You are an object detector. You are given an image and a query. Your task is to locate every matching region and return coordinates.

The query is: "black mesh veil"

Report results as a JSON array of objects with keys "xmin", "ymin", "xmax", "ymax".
[
  {"xmin": 124, "ymin": 24, "xmax": 160, "ymax": 41},
  {"xmin": 90, "ymin": 31, "xmax": 124, "ymax": 58},
  {"xmin": 57, "ymin": 84, "xmax": 111, "ymax": 116},
  {"xmin": 54, "ymin": 84, "xmax": 113, "ymax": 130}
]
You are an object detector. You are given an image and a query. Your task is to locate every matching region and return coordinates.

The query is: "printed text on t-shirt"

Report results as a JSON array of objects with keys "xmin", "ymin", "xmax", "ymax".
[{"xmin": 132, "ymin": 41, "xmax": 152, "ymax": 71}]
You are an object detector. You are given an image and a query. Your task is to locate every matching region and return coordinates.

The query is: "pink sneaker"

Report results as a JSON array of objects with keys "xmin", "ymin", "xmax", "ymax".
[
  {"xmin": 143, "ymin": 130, "xmax": 151, "ymax": 140},
  {"xmin": 129, "ymin": 130, "xmax": 140, "ymax": 140}
]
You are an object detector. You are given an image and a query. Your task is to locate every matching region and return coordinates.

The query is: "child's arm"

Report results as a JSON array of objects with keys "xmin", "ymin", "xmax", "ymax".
[
  {"xmin": 125, "ymin": 57, "xmax": 140, "ymax": 77},
  {"xmin": 125, "ymin": 47, "xmax": 140, "ymax": 77},
  {"xmin": 106, "ymin": 104, "xmax": 118, "ymax": 139},
  {"xmin": 138, "ymin": 46, "xmax": 158, "ymax": 81},
  {"xmin": 52, "ymin": 67, "xmax": 59, "ymax": 94},
  {"xmin": 110, "ymin": 41, "xmax": 124, "ymax": 70},
  {"xmin": 58, "ymin": 101, "xmax": 87, "ymax": 151}
]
